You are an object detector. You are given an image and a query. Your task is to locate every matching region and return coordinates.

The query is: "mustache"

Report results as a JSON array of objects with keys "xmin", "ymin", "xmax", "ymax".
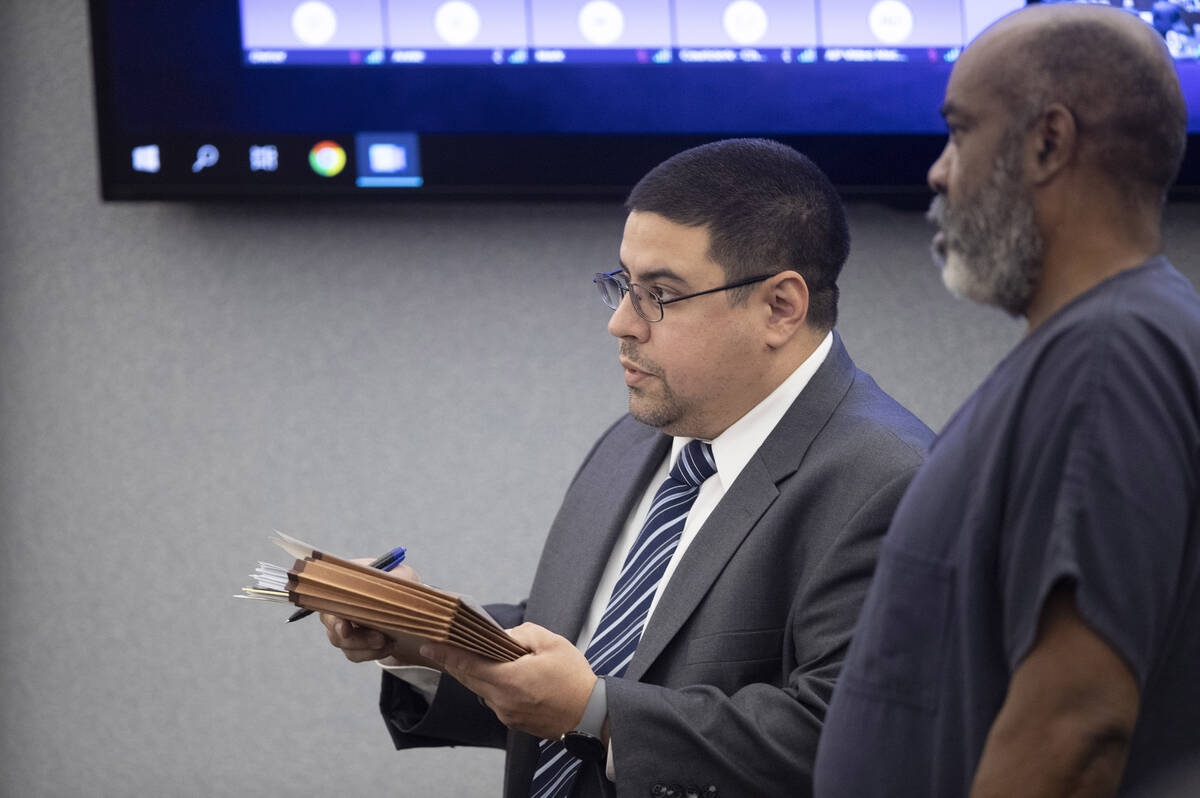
[
  {"xmin": 926, "ymin": 195, "xmax": 945, "ymax": 226},
  {"xmin": 619, "ymin": 343, "xmax": 661, "ymax": 376},
  {"xmin": 926, "ymin": 195, "xmax": 949, "ymax": 267}
]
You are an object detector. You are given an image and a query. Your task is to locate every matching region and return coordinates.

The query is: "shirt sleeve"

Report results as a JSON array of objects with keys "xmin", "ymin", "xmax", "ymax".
[{"xmin": 1001, "ymin": 312, "xmax": 1198, "ymax": 685}]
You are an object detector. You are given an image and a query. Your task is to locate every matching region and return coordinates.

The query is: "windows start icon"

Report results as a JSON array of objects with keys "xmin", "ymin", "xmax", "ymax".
[{"xmin": 131, "ymin": 144, "xmax": 161, "ymax": 173}]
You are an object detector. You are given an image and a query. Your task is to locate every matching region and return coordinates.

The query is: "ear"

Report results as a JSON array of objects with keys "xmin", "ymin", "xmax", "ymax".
[
  {"xmin": 761, "ymin": 271, "xmax": 810, "ymax": 349},
  {"xmin": 1026, "ymin": 103, "xmax": 1077, "ymax": 186}
]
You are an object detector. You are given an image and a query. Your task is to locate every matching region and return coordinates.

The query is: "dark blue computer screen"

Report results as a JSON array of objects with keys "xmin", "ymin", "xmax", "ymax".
[{"xmin": 90, "ymin": 0, "xmax": 1200, "ymax": 197}]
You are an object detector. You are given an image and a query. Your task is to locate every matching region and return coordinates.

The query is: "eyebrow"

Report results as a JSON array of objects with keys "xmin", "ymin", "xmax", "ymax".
[
  {"xmin": 940, "ymin": 101, "xmax": 972, "ymax": 122},
  {"xmin": 617, "ymin": 261, "xmax": 689, "ymax": 286}
]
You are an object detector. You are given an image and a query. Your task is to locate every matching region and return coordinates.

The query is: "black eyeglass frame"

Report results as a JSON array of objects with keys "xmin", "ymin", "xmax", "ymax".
[{"xmin": 593, "ymin": 269, "xmax": 778, "ymax": 323}]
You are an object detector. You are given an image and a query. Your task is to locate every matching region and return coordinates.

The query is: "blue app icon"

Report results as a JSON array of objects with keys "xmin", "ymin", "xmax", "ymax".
[{"xmin": 354, "ymin": 132, "xmax": 423, "ymax": 188}]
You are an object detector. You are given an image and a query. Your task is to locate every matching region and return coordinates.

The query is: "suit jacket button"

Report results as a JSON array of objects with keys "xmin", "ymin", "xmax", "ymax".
[
  {"xmin": 651, "ymin": 785, "xmax": 667, "ymax": 797},
  {"xmin": 684, "ymin": 787, "xmax": 700, "ymax": 798},
  {"xmin": 703, "ymin": 787, "xmax": 718, "ymax": 797},
  {"xmin": 666, "ymin": 786, "xmax": 683, "ymax": 798}
]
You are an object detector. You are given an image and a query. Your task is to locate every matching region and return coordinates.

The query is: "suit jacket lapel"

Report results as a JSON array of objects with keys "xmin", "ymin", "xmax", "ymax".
[
  {"xmin": 527, "ymin": 424, "xmax": 671, "ymax": 645},
  {"xmin": 623, "ymin": 333, "xmax": 858, "ymax": 681}
]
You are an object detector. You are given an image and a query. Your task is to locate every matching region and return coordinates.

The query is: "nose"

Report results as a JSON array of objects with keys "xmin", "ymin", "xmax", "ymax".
[
  {"xmin": 607, "ymin": 289, "xmax": 649, "ymax": 342},
  {"xmin": 928, "ymin": 141, "xmax": 950, "ymax": 195}
]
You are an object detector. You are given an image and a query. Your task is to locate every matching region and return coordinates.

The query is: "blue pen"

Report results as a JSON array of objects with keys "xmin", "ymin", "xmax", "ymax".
[{"xmin": 285, "ymin": 545, "xmax": 407, "ymax": 623}]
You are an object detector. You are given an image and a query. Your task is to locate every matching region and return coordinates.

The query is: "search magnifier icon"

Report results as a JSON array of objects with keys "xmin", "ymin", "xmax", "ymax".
[{"xmin": 192, "ymin": 144, "xmax": 220, "ymax": 173}]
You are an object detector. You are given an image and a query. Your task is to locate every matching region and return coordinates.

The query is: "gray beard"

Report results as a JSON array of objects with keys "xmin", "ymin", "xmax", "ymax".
[{"xmin": 927, "ymin": 136, "xmax": 1044, "ymax": 317}]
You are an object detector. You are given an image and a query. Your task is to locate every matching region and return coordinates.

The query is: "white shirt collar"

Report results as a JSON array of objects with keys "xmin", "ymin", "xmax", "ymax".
[{"xmin": 670, "ymin": 331, "xmax": 834, "ymax": 491}]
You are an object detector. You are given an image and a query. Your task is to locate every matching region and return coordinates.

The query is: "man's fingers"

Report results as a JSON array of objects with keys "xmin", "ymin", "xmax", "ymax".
[
  {"xmin": 340, "ymin": 646, "xmax": 389, "ymax": 663},
  {"xmin": 332, "ymin": 619, "xmax": 384, "ymax": 647},
  {"xmin": 505, "ymin": 622, "xmax": 555, "ymax": 651},
  {"xmin": 319, "ymin": 612, "xmax": 389, "ymax": 659},
  {"xmin": 418, "ymin": 641, "xmax": 452, "ymax": 670},
  {"xmin": 421, "ymin": 643, "xmax": 491, "ymax": 691},
  {"xmin": 390, "ymin": 563, "xmax": 421, "ymax": 583}
]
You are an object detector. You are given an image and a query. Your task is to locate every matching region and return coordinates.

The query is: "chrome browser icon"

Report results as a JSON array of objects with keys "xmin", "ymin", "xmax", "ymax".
[{"xmin": 308, "ymin": 140, "xmax": 346, "ymax": 177}]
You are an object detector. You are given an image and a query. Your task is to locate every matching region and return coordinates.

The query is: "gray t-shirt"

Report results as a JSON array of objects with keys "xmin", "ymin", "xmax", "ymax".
[{"xmin": 815, "ymin": 257, "xmax": 1200, "ymax": 797}]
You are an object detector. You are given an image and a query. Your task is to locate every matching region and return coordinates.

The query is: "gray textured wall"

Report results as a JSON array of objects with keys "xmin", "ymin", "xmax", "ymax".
[{"xmin": 2, "ymin": 2, "xmax": 1198, "ymax": 797}]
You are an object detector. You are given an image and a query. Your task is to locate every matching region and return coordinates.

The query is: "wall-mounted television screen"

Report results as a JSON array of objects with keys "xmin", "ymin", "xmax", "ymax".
[{"xmin": 89, "ymin": 0, "xmax": 1200, "ymax": 199}]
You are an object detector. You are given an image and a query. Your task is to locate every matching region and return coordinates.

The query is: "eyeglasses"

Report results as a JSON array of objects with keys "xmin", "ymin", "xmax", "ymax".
[{"xmin": 593, "ymin": 269, "xmax": 777, "ymax": 323}]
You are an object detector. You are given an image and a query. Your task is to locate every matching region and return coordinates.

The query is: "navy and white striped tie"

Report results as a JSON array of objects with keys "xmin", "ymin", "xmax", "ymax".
[{"xmin": 529, "ymin": 439, "xmax": 717, "ymax": 798}]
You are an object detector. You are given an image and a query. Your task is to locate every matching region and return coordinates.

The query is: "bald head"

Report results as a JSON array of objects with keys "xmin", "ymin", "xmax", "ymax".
[{"xmin": 967, "ymin": 3, "xmax": 1187, "ymax": 203}]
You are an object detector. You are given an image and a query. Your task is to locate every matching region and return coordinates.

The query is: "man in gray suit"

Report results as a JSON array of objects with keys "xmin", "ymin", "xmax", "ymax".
[{"xmin": 322, "ymin": 139, "xmax": 932, "ymax": 797}]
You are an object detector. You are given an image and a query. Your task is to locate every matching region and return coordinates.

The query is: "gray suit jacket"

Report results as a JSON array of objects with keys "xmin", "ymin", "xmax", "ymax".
[{"xmin": 380, "ymin": 333, "xmax": 932, "ymax": 797}]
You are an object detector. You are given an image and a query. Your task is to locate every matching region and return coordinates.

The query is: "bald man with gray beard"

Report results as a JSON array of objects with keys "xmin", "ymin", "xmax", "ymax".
[{"xmin": 814, "ymin": 5, "xmax": 1200, "ymax": 797}]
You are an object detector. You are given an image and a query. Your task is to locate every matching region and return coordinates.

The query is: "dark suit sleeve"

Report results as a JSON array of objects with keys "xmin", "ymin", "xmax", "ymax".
[
  {"xmin": 605, "ymin": 468, "xmax": 917, "ymax": 797},
  {"xmin": 379, "ymin": 601, "xmax": 526, "ymax": 752}
]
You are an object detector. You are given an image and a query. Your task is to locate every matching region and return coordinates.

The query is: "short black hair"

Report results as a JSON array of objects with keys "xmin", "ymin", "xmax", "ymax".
[
  {"xmin": 1003, "ymin": 12, "xmax": 1187, "ymax": 204},
  {"xmin": 625, "ymin": 138, "xmax": 849, "ymax": 331}
]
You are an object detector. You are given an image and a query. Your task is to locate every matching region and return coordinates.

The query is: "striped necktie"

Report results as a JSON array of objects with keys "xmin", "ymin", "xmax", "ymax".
[{"xmin": 530, "ymin": 439, "xmax": 718, "ymax": 798}]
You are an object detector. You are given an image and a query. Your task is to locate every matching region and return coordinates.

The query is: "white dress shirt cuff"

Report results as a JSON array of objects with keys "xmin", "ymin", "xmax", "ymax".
[{"xmin": 377, "ymin": 661, "xmax": 441, "ymax": 706}]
